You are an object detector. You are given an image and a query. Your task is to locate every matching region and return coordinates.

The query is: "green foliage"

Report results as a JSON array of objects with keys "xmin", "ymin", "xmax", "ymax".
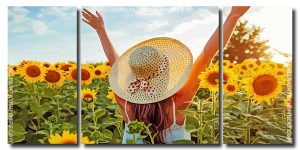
[
  {"xmin": 8, "ymin": 75, "xmax": 77, "ymax": 144},
  {"xmin": 81, "ymin": 78, "xmax": 123, "ymax": 144},
  {"xmin": 223, "ymin": 92, "xmax": 292, "ymax": 144}
]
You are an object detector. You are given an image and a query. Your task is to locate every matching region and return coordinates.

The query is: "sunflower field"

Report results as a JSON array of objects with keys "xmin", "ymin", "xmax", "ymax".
[
  {"xmin": 79, "ymin": 61, "xmax": 220, "ymax": 144},
  {"xmin": 8, "ymin": 61, "xmax": 93, "ymax": 144},
  {"xmin": 222, "ymin": 59, "xmax": 293, "ymax": 144}
]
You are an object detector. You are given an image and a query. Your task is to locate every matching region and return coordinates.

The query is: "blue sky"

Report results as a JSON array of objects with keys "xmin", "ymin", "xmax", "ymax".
[
  {"xmin": 8, "ymin": 6, "xmax": 77, "ymax": 65},
  {"xmin": 81, "ymin": 7, "xmax": 219, "ymax": 63}
]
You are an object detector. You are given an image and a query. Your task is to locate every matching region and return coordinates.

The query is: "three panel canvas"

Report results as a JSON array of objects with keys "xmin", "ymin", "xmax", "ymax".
[{"xmin": 8, "ymin": 6, "xmax": 293, "ymax": 145}]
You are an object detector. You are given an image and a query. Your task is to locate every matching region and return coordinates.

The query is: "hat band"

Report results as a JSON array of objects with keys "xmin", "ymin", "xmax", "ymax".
[{"xmin": 127, "ymin": 55, "xmax": 169, "ymax": 96}]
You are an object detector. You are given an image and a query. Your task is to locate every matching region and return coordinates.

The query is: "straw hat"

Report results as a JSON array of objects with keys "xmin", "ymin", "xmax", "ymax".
[{"xmin": 109, "ymin": 37, "xmax": 193, "ymax": 104}]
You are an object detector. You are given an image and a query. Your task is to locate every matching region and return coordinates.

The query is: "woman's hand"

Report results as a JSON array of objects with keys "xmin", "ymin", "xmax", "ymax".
[
  {"xmin": 82, "ymin": 8, "xmax": 105, "ymax": 31},
  {"xmin": 229, "ymin": 6, "xmax": 250, "ymax": 18}
]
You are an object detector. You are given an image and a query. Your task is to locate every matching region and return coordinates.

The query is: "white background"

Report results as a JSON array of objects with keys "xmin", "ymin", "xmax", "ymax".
[{"xmin": 0, "ymin": 0, "xmax": 299, "ymax": 150}]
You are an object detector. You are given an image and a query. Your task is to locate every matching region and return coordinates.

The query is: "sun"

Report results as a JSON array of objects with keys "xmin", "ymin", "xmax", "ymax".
[
  {"xmin": 242, "ymin": 68, "xmax": 286, "ymax": 105},
  {"xmin": 19, "ymin": 61, "xmax": 45, "ymax": 83},
  {"xmin": 44, "ymin": 66, "xmax": 66, "ymax": 88},
  {"xmin": 81, "ymin": 88, "xmax": 97, "ymax": 102}
]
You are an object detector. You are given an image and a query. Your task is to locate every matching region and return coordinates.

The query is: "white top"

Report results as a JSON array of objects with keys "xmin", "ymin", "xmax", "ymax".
[{"xmin": 122, "ymin": 99, "xmax": 191, "ymax": 144}]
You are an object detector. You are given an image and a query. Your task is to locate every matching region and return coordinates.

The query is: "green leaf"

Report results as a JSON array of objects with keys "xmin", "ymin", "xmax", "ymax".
[
  {"xmin": 30, "ymin": 101, "xmax": 51, "ymax": 118},
  {"xmin": 13, "ymin": 124, "xmax": 27, "ymax": 136},
  {"xmin": 101, "ymin": 129, "xmax": 113, "ymax": 140},
  {"xmin": 95, "ymin": 109, "xmax": 106, "ymax": 121},
  {"xmin": 186, "ymin": 115, "xmax": 200, "ymax": 128},
  {"xmin": 12, "ymin": 124, "xmax": 27, "ymax": 143}
]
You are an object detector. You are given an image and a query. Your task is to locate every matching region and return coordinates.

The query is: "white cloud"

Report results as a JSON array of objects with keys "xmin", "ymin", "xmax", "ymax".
[
  {"xmin": 31, "ymin": 20, "xmax": 51, "ymax": 35},
  {"xmin": 164, "ymin": 8, "xmax": 217, "ymax": 37},
  {"xmin": 8, "ymin": 7, "xmax": 70, "ymax": 36},
  {"xmin": 141, "ymin": 20, "xmax": 169, "ymax": 32},
  {"xmin": 135, "ymin": 7, "xmax": 165, "ymax": 17},
  {"xmin": 38, "ymin": 7, "xmax": 76, "ymax": 18}
]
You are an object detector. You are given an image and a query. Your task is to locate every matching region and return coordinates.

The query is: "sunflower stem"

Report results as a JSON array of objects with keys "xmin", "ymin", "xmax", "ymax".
[
  {"xmin": 31, "ymin": 120, "xmax": 38, "ymax": 131},
  {"xmin": 132, "ymin": 133, "xmax": 136, "ymax": 144},
  {"xmin": 91, "ymin": 101, "xmax": 97, "ymax": 131},
  {"xmin": 245, "ymin": 98, "xmax": 252, "ymax": 144},
  {"xmin": 198, "ymin": 97, "xmax": 203, "ymax": 144},
  {"xmin": 211, "ymin": 92, "xmax": 216, "ymax": 144}
]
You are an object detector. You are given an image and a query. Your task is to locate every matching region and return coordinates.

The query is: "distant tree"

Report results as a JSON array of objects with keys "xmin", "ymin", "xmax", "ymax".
[{"xmin": 213, "ymin": 20, "xmax": 272, "ymax": 63}]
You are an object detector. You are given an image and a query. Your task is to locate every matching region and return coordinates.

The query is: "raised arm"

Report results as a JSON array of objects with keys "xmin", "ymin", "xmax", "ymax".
[
  {"xmin": 176, "ymin": 7, "xmax": 250, "ymax": 106},
  {"xmin": 82, "ymin": 9, "xmax": 119, "ymax": 65}
]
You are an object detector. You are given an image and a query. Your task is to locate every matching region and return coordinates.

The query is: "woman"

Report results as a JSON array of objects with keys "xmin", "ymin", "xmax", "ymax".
[{"xmin": 82, "ymin": 6, "xmax": 249, "ymax": 144}]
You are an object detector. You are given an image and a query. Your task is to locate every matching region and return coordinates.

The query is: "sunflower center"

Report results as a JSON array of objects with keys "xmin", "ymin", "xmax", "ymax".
[
  {"xmin": 277, "ymin": 71, "xmax": 284, "ymax": 75},
  {"xmin": 83, "ymin": 94, "xmax": 93, "ymax": 101},
  {"xmin": 61, "ymin": 64, "xmax": 72, "ymax": 71},
  {"xmin": 45, "ymin": 70, "xmax": 61, "ymax": 83},
  {"xmin": 95, "ymin": 70, "xmax": 102, "ymax": 75},
  {"xmin": 252, "ymin": 75, "xmax": 277, "ymax": 96},
  {"xmin": 71, "ymin": 69, "xmax": 77, "ymax": 80},
  {"xmin": 43, "ymin": 64, "xmax": 50, "ymax": 68},
  {"xmin": 82, "ymin": 69, "xmax": 91, "ymax": 80},
  {"xmin": 13, "ymin": 67, "xmax": 17, "ymax": 71},
  {"xmin": 62, "ymin": 140, "xmax": 77, "ymax": 144},
  {"xmin": 207, "ymin": 72, "xmax": 219, "ymax": 85},
  {"xmin": 249, "ymin": 64, "xmax": 254, "ymax": 68},
  {"xmin": 26, "ymin": 66, "xmax": 41, "ymax": 77},
  {"xmin": 241, "ymin": 65, "xmax": 247, "ymax": 70},
  {"xmin": 227, "ymin": 85, "xmax": 235, "ymax": 92}
]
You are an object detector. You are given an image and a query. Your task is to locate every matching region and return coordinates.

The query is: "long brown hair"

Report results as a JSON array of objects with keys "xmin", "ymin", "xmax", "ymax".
[{"xmin": 127, "ymin": 97, "xmax": 173, "ymax": 144}]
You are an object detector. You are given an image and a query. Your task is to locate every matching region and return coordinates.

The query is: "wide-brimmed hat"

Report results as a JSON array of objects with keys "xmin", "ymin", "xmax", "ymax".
[{"xmin": 109, "ymin": 37, "xmax": 193, "ymax": 104}]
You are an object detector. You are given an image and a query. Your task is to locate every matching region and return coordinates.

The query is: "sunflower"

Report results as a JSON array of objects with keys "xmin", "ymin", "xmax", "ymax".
[
  {"xmin": 48, "ymin": 130, "xmax": 77, "ymax": 144},
  {"xmin": 8, "ymin": 65, "xmax": 20, "ymax": 76},
  {"xmin": 60, "ymin": 63, "xmax": 75, "ymax": 72},
  {"xmin": 67, "ymin": 65, "xmax": 77, "ymax": 82},
  {"xmin": 93, "ymin": 65, "xmax": 107, "ymax": 78},
  {"xmin": 198, "ymin": 64, "xmax": 220, "ymax": 92},
  {"xmin": 242, "ymin": 59, "xmax": 258, "ymax": 70},
  {"xmin": 19, "ymin": 61, "xmax": 45, "ymax": 83},
  {"xmin": 81, "ymin": 88, "xmax": 97, "ymax": 102},
  {"xmin": 260, "ymin": 61, "xmax": 277, "ymax": 70},
  {"xmin": 106, "ymin": 87, "xmax": 116, "ymax": 104},
  {"xmin": 84, "ymin": 64, "xmax": 95, "ymax": 70},
  {"xmin": 275, "ymin": 67, "xmax": 287, "ymax": 77},
  {"xmin": 242, "ymin": 68, "xmax": 286, "ymax": 105},
  {"xmin": 54, "ymin": 62, "xmax": 63, "ymax": 69},
  {"xmin": 44, "ymin": 66, "xmax": 65, "ymax": 88},
  {"xmin": 223, "ymin": 60, "xmax": 233, "ymax": 69},
  {"xmin": 42, "ymin": 62, "xmax": 51, "ymax": 68},
  {"xmin": 81, "ymin": 65, "xmax": 94, "ymax": 85},
  {"xmin": 18, "ymin": 60, "xmax": 29, "ymax": 68},
  {"xmin": 81, "ymin": 135, "xmax": 95, "ymax": 144},
  {"xmin": 224, "ymin": 81, "xmax": 238, "ymax": 96},
  {"xmin": 48, "ymin": 130, "xmax": 95, "ymax": 144},
  {"xmin": 103, "ymin": 61, "xmax": 111, "ymax": 67}
]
